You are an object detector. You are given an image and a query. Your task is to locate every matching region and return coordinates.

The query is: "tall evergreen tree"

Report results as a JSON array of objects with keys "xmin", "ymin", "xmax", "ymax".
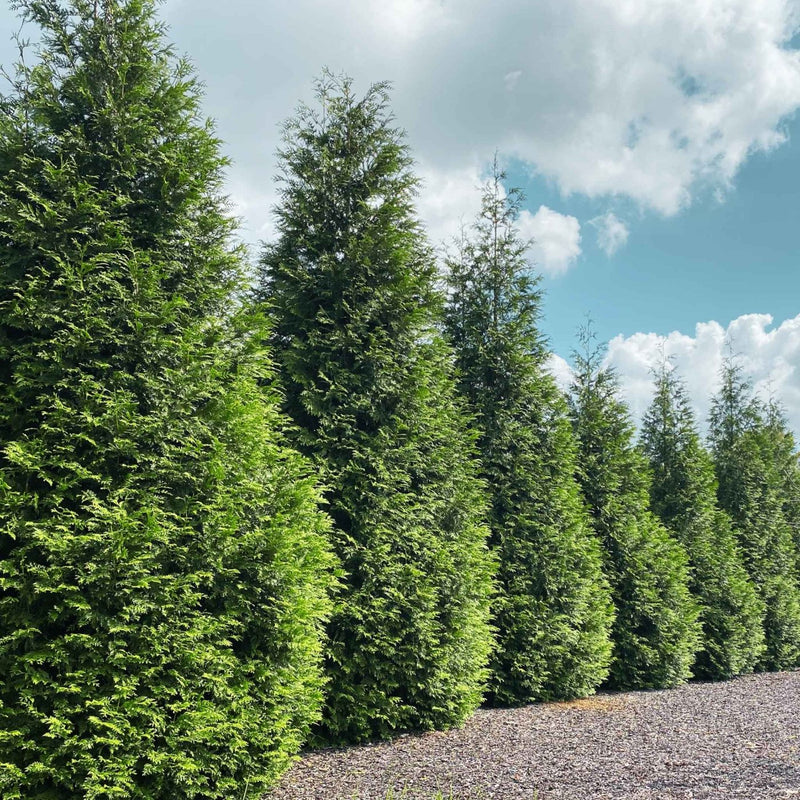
[
  {"xmin": 444, "ymin": 166, "xmax": 613, "ymax": 705},
  {"xmin": 569, "ymin": 334, "xmax": 701, "ymax": 689},
  {"xmin": 709, "ymin": 359, "xmax": 800, "ymax": 670},
  {"xmin": 641, "ymin": 365, "xmax": 764, "ymax": 679},
  {"xmin": 0, "ymin": 3, "xmax": 334, "ymax": 798},
  {"xmin": 763, "ymin": 401, "xmax": 800, "ymax": 563},
  {"xmin": 257, "ymin": 74, "xmax": 495, "ymax": 744}
]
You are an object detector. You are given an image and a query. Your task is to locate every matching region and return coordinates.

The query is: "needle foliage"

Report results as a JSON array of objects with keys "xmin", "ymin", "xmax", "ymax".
[
  {"xmin": 569, "ymin": 335, "xmax": 701, "ymax": 689},
  {"xmin": 257, "ymin": 74, "xmax": 495, "ymax": 744},
  {"xmin": 444, "ymin": 167, "xmax": 613, "ymax": 705},
  {"xmin": 709, "ymin": 359, "xmax": 800, "ymax": 670},
  {"xmin": 641, "ymin": 365, "xmax": 765, "ymax": 679},
  {"xmin": 0, "ymin": 3, "xmax": 334, "ymax": 797}
]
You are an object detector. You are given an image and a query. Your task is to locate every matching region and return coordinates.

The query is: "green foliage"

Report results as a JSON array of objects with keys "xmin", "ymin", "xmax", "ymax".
[
  {"xmin": 0, "ymin": 2, "xmax": 334, "ymax": 797},
  {"xmin": 641, "ymin": 365, "xmax": 765, "ymax": 679},
  {"xmin": 569, "ymin": 335, "xmax": 701, "ymax": 690},
  {"xmin": 763, "ymin": 402, "xmax": 800, "ymax": 569},
  {"xmin": 444, "ymin": 166, "xmax": 613, "ymax": 705},
  {"xmin": 257, "ymin": 73, "xmax": 495, "ymax": 744},
  {"xmin": 709, "ymin": 360, "xmax": 800, "ymax": 670}
]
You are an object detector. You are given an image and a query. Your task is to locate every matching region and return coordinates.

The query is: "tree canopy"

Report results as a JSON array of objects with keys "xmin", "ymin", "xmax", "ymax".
[
  {"xmin": 0, "ymin": 2, "xmax": 333, "ymax": 797},
  {"xmin": 641, "ymin": 364, "xmax": 764, "ymax": 678},
  {"xmin": 709, "ymin": 359, "xmax": 800, "ymax": 670},
  {"xmin": 570, "ymin": 335, "xmax": 701, "ymax": 689}
]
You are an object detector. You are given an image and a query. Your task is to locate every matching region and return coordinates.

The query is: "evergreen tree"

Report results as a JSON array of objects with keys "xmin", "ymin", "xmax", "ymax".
[
  {"xmin": 0, "ymin": 3, "xmax": 334, "ymax": 798},
  {"xmin": 641, "ymin": 365, "xmax": 764, "ymax": 679},
  {"xmin": 444, "ymin": 166, "xmax": 613, "ymax": 705},
  {"xmin": 764, "ymin": 401, "xmax": 800, "ymax": 564},
  {"xmin": 709, "ymin": 359, "xmax": 800, "ymax": 669},
  {"xmin": 569, "ymin": 334, "xmax": 701, "ymax": 689},
  {"xmin": 257, "ymin": 73, "xmax": 495, "ymax": 744}
]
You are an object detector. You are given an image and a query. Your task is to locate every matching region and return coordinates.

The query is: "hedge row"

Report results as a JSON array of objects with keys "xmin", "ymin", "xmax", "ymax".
[{"xmin": 1, "ymin": 3, "xmax": 798, "ymax": 799}]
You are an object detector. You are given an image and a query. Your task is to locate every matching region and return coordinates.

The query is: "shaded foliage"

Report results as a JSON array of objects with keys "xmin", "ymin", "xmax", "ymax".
[
  {"xmin": 444, "ymin": 165, "xmax": 613, "ymax": 705},
  {"xmin": 641, "ymin": 365, "xmax": 764, "ymax": 679},
  {"xmin": 709, "ymin": 360, "xmax": 800, "ymax": 670},
  {"xmin": 569, "ymin": 334, "xmax": 701, "ymax": 689},
  {"xmin": 257, "ymin": 73, "xmax": 495, "ymax": 744}
]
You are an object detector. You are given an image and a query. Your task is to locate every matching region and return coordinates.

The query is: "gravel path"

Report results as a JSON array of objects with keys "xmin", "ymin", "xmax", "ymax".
[{"xmin": 268, "ymin": 671, "xmax": 800, "ymax": 799}]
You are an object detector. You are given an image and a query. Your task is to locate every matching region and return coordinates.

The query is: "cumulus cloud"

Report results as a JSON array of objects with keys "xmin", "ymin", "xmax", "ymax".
[
  {"xmin": 227, "ymin": 181, "xmax": 278, "ymax": 246},
  {"xmin": 30, "ymin": 0, "xmax": 791, "ymax": 243},
  {"xmin": 589, "ymin": 211, "xmax": 630, "ymax": 256},
  {"xmin": 544, "ymin": 314, "xmax": 800, "ymax": 437},
  {"xmin": 415, "ymin": 162, "xmax": 484, "ymax": 249},
  {"xmin": 545, "ymin": 353, "xmax": 574, "ymax": 393},
  {"xmin": 2, "ymin": 6, "xmax": 797, "ymax": 431},
  {"xmin": 604, "ymin": 313, "xmax": 800, "ymax": 436},
  {"xmin": 518, "ymin": 206, "xmax": 582, "ymax": 276}
]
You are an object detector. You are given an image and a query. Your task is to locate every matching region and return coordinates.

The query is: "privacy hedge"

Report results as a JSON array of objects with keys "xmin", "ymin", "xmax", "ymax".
[
  {"xmin": 570, "ymin": 341, "xmax": 701, "ymax": 689},
  {"xmin": 710, "ymin": 361, "xmax": 800, "ymax": 671},
  {"xmin": 642, "ymin": 366, "xmax": 765, "ymax": 679}
]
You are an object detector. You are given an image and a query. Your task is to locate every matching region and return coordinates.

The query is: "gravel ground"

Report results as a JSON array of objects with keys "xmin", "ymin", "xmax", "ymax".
[{"xmin": 268, "ymin": 671, "xmax": 800, "ymax": 800}]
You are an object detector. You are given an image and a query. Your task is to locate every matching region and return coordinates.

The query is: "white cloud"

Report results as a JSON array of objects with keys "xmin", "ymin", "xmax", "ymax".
[
  {"xmin": 116, "ymin": 0, "xmax": 800, "ymax": 241},
  {"xmin": 3, "ymin": 7, "xmax": 798, "ymax": 433},
  {"xmin": 415, "ymin": 162, "xmax": 485, "ymax": 249},
  {"xmin": 545, "ymin": 353, "xmax": 574, "ymax": 393},
  {"xmin": 518, "ymin": 206, "xmax": 582, "ymax": 276},
  {"xmin": 604, "ymin": 313, "xmax": 800, "ymax": 436},
  {"xmin": 3, "ymin": 0, "xmax": 799, "ymax": 239},
  {"xmin": 589, "ymin": 211, "xmax": 630, "ymax": 256},
  {"xmin": 504, "ymin": 70, "xmax": 523, "ymax": 93},
  {"xmin": 227, "ymin": 181, "xmax": 278, "ymax": 246}
]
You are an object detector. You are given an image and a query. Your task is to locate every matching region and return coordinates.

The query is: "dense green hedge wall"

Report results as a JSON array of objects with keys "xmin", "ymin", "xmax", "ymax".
[
  {"xmin": 710, "ymin": 361, "xmax": 800, "ymax": 671},
  {"xmin": 642, "ymin": 366, "xmax": 765, "ymax": 679},
  {"xmin": 570, "ymin": 343, "xmax": 702, "ymax": 689}
]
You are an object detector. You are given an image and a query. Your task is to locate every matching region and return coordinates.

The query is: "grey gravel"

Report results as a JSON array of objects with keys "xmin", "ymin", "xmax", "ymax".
[{"xmin": 267, "ymin": 670, "xmax": 800, "ymax": 799}]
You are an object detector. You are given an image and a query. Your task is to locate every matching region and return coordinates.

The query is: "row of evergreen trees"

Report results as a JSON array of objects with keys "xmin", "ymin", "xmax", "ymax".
[{"xmin": 1, "ymin": 2, "xmax": 798, "ymax": 798}]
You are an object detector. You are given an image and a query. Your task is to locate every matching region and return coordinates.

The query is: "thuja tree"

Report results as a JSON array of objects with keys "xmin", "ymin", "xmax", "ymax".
[
  {"xmin": 0, "ymin": 2, "xmax": 334, "ymax": 798},
  {"xmin": 641, "ymin": 365, "xmax": 764, "ymax": 679},
  {"xmin": 257, "ymin": 74, "xmax": 495, "ymax": 744},
  {"xmin": 444, "ymin": 166, "xmax": 613, "ymax": 705},
  {"xmin": 709, "ymin": 359, "xmax": 800, "ymax": 670},
  {"xmin": 569, "ymin": 335, "xmax": 701, "ymax": 689},
  {"xmin": 763, "ymin": 401, "xmax": 800, "ymax": 564}
]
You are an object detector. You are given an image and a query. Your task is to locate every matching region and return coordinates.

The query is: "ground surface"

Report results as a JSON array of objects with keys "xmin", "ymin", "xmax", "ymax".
[{"xmin": 268, "ymin": 671, "xmax": 800, "ymax": 799}]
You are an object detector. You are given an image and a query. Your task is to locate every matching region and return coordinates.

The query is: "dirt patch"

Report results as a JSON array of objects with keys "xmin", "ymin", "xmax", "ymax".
[{"xmin": 553, "ymin": 695, "xmax": 629, "ymax": 712}]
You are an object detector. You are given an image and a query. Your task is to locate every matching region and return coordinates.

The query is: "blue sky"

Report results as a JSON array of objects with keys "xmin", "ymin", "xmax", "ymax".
[
  {"xmin": 1, "ymin": 0, "xmax": 798, "ymax": 432},
  {"xmin": 526, "ymin": 125, "xmax": 800, "ymax": 358}
]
